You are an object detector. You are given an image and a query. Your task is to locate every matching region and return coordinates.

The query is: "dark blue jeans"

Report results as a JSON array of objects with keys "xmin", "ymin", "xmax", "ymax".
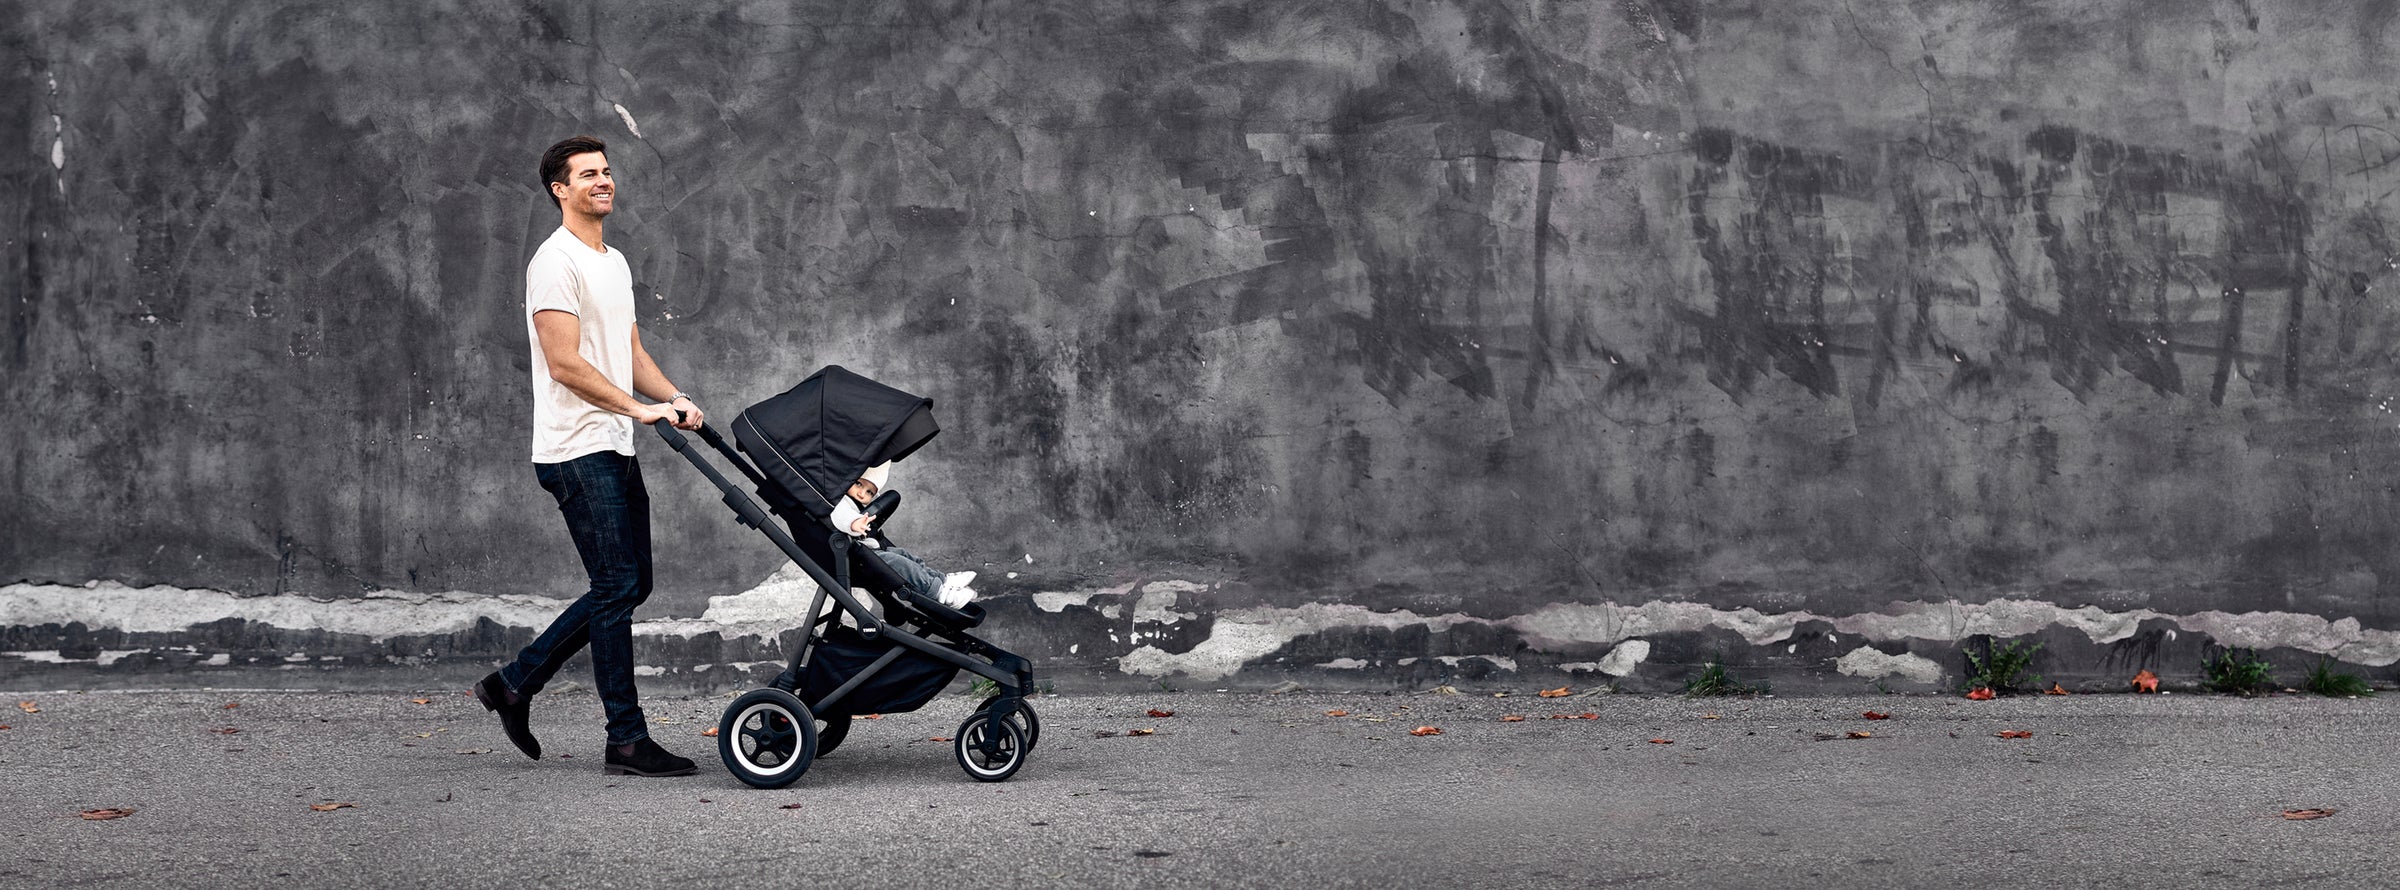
[{"xmin": 502, "ymin": 451, "xmax": 653, "ymax": 746}]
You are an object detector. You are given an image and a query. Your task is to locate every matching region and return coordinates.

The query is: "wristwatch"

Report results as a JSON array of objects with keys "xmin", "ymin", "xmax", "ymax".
[{"xmin": 670, "ymin": 392, "xmax": 694, "ymax": 403}]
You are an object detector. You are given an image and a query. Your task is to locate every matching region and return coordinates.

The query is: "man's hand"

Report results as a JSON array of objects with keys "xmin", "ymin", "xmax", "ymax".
[
  {"xmin": 631, "ymin": 403, "xmax": 681, "ymax": 427},
  {"xmin": 670, "ymin": 396, "xmax": 705, "ymax": 430}
]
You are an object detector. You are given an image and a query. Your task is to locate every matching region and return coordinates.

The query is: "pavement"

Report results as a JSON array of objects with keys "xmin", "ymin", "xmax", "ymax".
[{"xmin": 1, "ymin": 683, "xmax": 2395, "ymax": 888}]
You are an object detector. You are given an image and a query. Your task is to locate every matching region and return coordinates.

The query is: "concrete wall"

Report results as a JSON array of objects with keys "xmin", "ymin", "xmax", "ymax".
[{"xmin": 9, "ymin": 0, "xmax": 2400, "ymax": 693}]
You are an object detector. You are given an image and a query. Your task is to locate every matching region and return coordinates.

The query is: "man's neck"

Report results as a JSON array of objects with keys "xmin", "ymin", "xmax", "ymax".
[{"xmin": 562, "ymin": 213, "xmax": 606, "ymax": 252}]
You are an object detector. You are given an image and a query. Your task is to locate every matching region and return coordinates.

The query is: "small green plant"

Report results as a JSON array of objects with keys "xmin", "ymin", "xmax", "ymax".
[
  {"xmin": 2202, "ymin": 646, "xmax": 2276, "ymax": 696},
  {"xmin": 2302, "ymin": 658, "xmax": 2371, "ymax": 697},
  {"xmin": 966, "ymin": 677, "xmax": 1000, "ymax": 698},
  {"xmin": 1684, "ymin": 660, "xmax": 1766, "ymax": 697},
  {"xmin": 1961, "ymin": 637, "xmax": 2043, "ymax": 694}
]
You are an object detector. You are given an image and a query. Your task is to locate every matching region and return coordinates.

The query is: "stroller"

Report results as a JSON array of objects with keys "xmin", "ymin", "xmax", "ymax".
[{"xmin": 652, "ymin": 365, "xmax": 1037, "ymax": 787}]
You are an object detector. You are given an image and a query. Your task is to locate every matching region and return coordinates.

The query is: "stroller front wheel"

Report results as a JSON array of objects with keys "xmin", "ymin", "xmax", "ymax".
[
  {"xmin": 952, "ymin": 711, "xmax": 1030, "ymax": 782},
  {"xmin": 973, "ymin": 695, "xmax": 1041, "ymax": 753},
  {"xmin": 719, "ymin": 688, "xmax": 819, "ymax": 789}
]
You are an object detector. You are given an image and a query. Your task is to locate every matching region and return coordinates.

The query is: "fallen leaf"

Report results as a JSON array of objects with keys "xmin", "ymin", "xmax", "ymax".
[
  {"xmin": 1500, "ymin": 715, "xmax": 1526, "ymax": 723},
  {"xmin": 1862, "ymin": 711, "xmax": 1892, "ymax": 720},
  {"xmin": 2045, "ymin": 683, "xmax": 2070, "ymax": 696},
  {"xmin": 1432, "ymin": 685, "xmax": 1460, "ymax": 695},
  {"xmin": 209, "ymin": 727, "xmax": 240, "ymax": 735},
  {"xmin": 0, "ymin": 725, "xmax": 10, "ymax": 731},
  {"xmin": 1538, "ymin": 687, "xmax": 1573, "ymax": 698},
  {"xmin": 1965, "ymin": 687, "xmax": 1997, "ymax": 701},
  {"xmin": 928, "ymin": 737, "xmax": 952, "ymax": 742},
  {"xmin": 2132, "ymin": 670, "xmax": 2159, "ymax": 693},
  {"xmin": 779, "ymin": 803, "xmax": 804, "ymax": 810},
  {"xmin": 1146, "ymin": 709, "xmax": 1175, "ymax": 718},
  {"xmin": 1492, "ymin": 692, "xmax": 1508, "ymax": 698},
  {"xmin": 80, "ymin": 808, "xmax": 136, "ymax": 821},
  {"xmin": 1548, "ymin": 712, "xmax": 1601, "ymax": 721},
  {"xmin": 1700, "ymin": 713, "xmax": 1720, "ymax": 720},
  {"xmin": 1648, "ymin": 738, "xmax": 1674, "ymax": 745},
  {"xmin": 455, "ymin": 748, "xmax": 491, "ymax": 755},
  {"xmin": 309, "ymin": 802, "xmax": 357, "ymax": 812},
  {"xmin": 2282, "ymin": 808, "xmax": 2338, "ymax": 821},
  {"xmin": 1325, "ymin": 709, "xmax": 1350, "ymax": 717},
  {"xmin": 701, "ymin": 727, "xmax": 719, "ymax": 737},
  {"xmin": 1127, "ymin": 728, "xmax": 1156, "ymax": 737},
  {"xmin": 413, "ymin": 732, "xmax": 432, "ymax": 739},
  {"xmin": 1408, "ymin": 726, "xmax": 1443, "ymax": 737},
  {"xmin": 1996, "ymin": 730, "xmax": 2033, "ymax": 739},
  {"xmin": 410, "ymin": 698, "xmax": 432, "ymax": 705},
  {"xmin": 1847, "ymin": 731, "xmax": 1874, "ymax": 739},
  {"xmin": 222, "ymin": 702, "xmax": 240, "ymax": 710},
  {"xmin": 1092, "ymin": 731, "xmax": 1118, "ymax": 738},
  {"xmin": 861, "ymin": 714, "xmax": 883, "ymax": 720},
  {"xmin": 16, "ymin": 701, "xmax": 37, "ymax": 714}
]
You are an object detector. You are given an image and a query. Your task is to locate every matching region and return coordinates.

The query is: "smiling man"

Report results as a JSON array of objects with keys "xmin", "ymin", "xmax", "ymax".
[{"xmin": 471, "ymin": 135, "xmax": 707, "ymax": 778}]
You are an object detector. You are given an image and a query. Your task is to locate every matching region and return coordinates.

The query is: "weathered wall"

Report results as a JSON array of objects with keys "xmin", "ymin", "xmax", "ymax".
[{"xmin": 10, "ymin": 0, "xmax": 2400, "ymax": 693}]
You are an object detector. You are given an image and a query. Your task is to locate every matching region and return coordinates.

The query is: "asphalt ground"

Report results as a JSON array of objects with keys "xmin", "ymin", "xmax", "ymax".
[{"xmin": 1, "ymin": 685, "xmax": 2394, "ymax": 888}]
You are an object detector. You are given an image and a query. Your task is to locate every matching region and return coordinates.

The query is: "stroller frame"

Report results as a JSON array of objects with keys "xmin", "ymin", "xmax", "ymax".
[{"xmin": 653, "ymin": 419, "xmax": 1036, "ymax": 786}]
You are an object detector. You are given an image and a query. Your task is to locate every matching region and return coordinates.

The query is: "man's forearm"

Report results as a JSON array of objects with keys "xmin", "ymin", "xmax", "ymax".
[{"xmin": 549, "ymin": 356, "xmax": 647, "ymax": 416}]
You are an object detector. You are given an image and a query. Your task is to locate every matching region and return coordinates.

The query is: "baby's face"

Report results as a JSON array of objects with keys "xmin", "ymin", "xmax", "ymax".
[{"xmin": 848, "ymin": 478, "xmax": 878, "ymax": 504}]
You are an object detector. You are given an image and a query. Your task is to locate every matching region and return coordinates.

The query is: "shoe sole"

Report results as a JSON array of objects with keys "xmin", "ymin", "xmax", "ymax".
[{"xmin": 602, "ymin": 764, "xmax": 698, "ymax": 777}]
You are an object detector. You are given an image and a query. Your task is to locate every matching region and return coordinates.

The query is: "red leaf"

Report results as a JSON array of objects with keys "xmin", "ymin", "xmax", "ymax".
[
  {"xmin": 0, "ymin": 725, "xmax": 10, "ymax": 731},
  {"xmin": 1846, "ymin": 731, "xmax": 1873, "ymax": 739},
  {"xmin": 1648, "ymin": 738, "xmax": 1674, "ymax": 745},
  {"xmin": 209, "ymin": 727, "xmax": 240, "ymax": 735},
  {"xmin": 308, "ymin": 802, "xmax": 357, "ymax": 812},
  {"xmin": 861, "ymin": 714, "xmax": 882, "ymax": 720},
  {"xmin": 2044, "ymin": 683, "xmax": 2070, "ymax": 696},
  {"xmin": 779, "ymin": 803, "xmax": 804, "ymax": 810},
  {"xmin": 701, "ymin": 727, "xmax": 719, "ymax": 737},
  {"xmin": 222, "ymin": 702, "xmax": 240, "ymax": 710},
  {"xmin": 2132, "ymin": 670, "xmax": 2159, "ymax": 693},
  {"xmin": 1408, "ymin": 726, "xmax": 1443, "ymax": 737},
  {"xmin": 1146, "ymin": 709, "xmax": 1175, "ymax": 718},
  {"xmin": 1126, "ymin": 728, "xmax": 1156, "ymax": 736},
  {"xmin": 16, "ymin": 701, "xmax": 38, "ymax": 714},
  {"xmin": 1499, "ymin": 715, "xmax": 1526, "ymax": 723},
  {"xmin": 1965, "ymin": 687, "xmax": 1997, "ymax": 701},
  {"xmin": 1537, "ymin": 687, "xmax": 1573, "ymax": 698},
  {"xmin": 1996, "ymin": 730, "xmax": 2033, "ymax": 739},
  {"xmin": 2282, "ymin": 808, "xmax": 2338, "ymax": 821},
  {"xmin": 1324, "ymin": 709, "xmax": 1350, "ymax": 717},
  {"xmin": 928, "ymin": 737, "xmax": 952, "ymax": 742},
  {"xmin": 409, "ymin": 697, "xmax": 432, "ymax": 705},
  {"xmin": 79, "ymin": 808, "xmax": 136, "ymax": 821},
  {"xmin": 1862, "ymin": 711, "xmax": 1891, "ymax": 720}
]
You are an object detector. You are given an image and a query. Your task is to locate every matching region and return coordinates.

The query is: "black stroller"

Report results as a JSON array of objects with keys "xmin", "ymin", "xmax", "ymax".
[{"xmin": 652, "ymin": 365, "xmax": 1038, "ymax": 787}]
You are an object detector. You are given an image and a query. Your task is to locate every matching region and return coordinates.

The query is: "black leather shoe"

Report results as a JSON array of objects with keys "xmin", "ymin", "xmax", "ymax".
[
  {"xmin": 604, "ymin": 737, "xmax": 698, "ymax": 777},
  {"xmin": 472, "ymin": 672, "xmax": 540, "ymax": 761}
]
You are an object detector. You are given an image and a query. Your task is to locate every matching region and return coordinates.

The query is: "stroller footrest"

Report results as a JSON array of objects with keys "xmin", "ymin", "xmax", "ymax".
[{"xmin": 892, "ymin": 589, "xmax": 983, "ymax": 629}]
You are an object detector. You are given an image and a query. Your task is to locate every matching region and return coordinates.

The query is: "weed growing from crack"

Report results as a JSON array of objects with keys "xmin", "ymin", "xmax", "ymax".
[
  {"xmin": 1684, "ymin": 660, "xmax": 1767, "ymax": 697},
  {"xmin": 2302, "ymin": 658, "xmax": 2372, "ymax": 698},
  {"xmin": 2201, "ymin": 646, "xmax": 2276, "ymax": 696},
  {"xmin": 1961, "ymin": 637, "xmax": 2044, "ymax": 695}
]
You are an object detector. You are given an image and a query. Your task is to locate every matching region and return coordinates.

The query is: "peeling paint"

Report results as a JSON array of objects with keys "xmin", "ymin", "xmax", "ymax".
[
  {"xmin": 1596, "ymin": 640, "xmax": 1651, "ymax": 677},
  {"xmin": 1317, "ymin": 658, "xmax": 1371, "ymax": 669},
  {"xmin": 1835, "ymin": 646, "xmax": 1946, "ymax": 685},
  {"xmin": 612, "ymin": 102, "xmax": 642, "ymax": 138}
]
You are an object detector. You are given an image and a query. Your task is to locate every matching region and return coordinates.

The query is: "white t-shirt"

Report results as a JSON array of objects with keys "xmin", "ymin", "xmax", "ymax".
[{"xmin": 525, "ymin": 226, "xmax": 637, "ymax": 463}]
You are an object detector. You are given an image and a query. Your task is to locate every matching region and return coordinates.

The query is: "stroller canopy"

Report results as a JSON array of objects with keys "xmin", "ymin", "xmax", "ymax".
[{"xmin": 732, "ymin": 365, "xmax": 939, "ymax": 519}]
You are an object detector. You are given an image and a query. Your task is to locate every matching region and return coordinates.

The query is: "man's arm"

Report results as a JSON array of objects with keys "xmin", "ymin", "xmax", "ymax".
[
  {"xmin": 533, "ymin": 310, "xmax": 683, "ymax": 427},
  {"xmin": 629, "ymin": 322, "xmax": 704, "ymax": 429}
]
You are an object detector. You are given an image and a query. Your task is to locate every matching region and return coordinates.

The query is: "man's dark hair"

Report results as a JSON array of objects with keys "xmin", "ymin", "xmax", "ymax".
[{"xmin": 539, "ymin": 135, "xmax": 609, "ymax": 209}]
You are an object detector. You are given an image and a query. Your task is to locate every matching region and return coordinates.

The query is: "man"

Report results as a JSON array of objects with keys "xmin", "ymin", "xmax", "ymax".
[{"xmin": 472, "ymin": 135, "xmax": 704, "ymax": 777}]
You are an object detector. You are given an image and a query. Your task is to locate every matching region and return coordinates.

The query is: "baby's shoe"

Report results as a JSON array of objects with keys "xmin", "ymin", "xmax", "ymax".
[{"xmin": 938, "ymin": 571, "xmax": 978, "ymax": 608}]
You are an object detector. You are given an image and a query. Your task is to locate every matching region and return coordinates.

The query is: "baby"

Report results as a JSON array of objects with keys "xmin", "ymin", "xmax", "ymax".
[{"xmin": 830, "ymin": 463, "xmax": 975, "ymax": 609}]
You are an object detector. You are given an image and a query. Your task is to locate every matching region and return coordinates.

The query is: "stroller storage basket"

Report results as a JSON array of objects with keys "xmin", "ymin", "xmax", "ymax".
[{"xmin": 804, "ymin": 625, "xmax": 961, "ymax": 716}]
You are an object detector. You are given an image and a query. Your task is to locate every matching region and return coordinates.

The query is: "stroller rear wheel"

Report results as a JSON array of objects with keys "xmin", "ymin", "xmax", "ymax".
[
  {"xmin": 816, "ymin": 713, "xmax": 852, "ymax": 756},
  {"xmin": 952, "ymin": 711, "xmax": 1030, "ymax": 782},
  {"xmin": 973, "ymin": 695, "xmax": 1041, "ymax": 753},
  {"xmin": 719, "ymin": 689, "xmax": 819, "ymax": 789}
]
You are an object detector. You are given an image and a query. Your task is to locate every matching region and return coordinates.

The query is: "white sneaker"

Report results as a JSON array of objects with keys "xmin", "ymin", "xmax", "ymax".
[{"xmin": 938, "ymin": 571, "xmax": 978, "ymax": 608}]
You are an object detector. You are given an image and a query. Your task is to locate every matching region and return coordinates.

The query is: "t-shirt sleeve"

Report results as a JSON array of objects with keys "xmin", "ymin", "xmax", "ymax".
[{"xmin": 525, "ymin": 247, "xmax": 582, "ymax": 317}]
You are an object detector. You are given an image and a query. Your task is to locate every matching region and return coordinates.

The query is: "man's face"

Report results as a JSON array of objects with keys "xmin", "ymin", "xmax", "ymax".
[{"xmin": 554, "ymin": 152, "xmax": 614, "ymax": 217}]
